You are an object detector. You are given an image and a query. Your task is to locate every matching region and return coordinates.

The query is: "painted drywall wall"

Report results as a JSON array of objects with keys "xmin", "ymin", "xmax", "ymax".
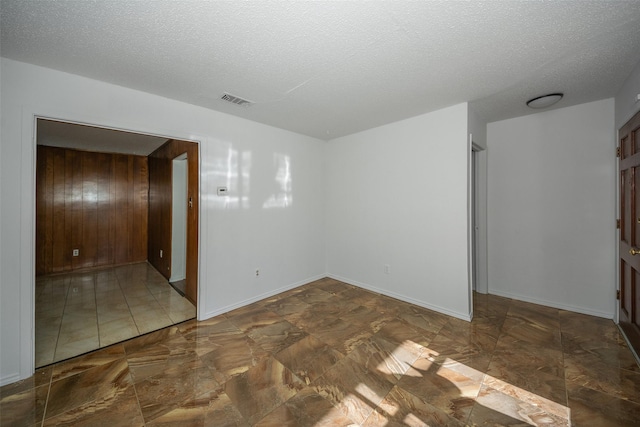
[
  {"xmin": 468, "ymin": 106, "xmax": 487, "ymax": 150},
  {"xmin": 325, "ymin": 103, "xmax": 471, "ymax": 320},
  {"xmin": 0, "ymin": 58, "xmax": 326, "ymax": 385},
  {"xmin": 615, "ymin": 58, "xmax": 640, "ymax": 129},
  {"xmin": 487, "ymin": 98, "xmax": 616, "ymax": 318}
]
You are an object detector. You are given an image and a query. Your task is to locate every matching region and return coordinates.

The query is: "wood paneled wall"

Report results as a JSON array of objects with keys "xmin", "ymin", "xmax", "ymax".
[
  {"xmin": 36, "ymin": 146, "xmax": 149, "ymax": 276},
  {"xmin": 148, "ymin": 139, "xmax": 199, "ymax": 304}
]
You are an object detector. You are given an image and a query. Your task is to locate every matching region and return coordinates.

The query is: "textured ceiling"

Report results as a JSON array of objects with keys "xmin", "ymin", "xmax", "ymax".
[{"xmin": 2, "ymin": 1, "xmax": 640, "ymax": 140}]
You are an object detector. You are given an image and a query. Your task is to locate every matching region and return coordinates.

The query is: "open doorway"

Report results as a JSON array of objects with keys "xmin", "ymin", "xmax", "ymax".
[
  {"xmin": 471, "ymin": 143, "xmax": 488, "ymax": 295},
  {"xmin": 34, "ymin": 119, "xmax": 199, "ymax": 367},
  {"xmin": 469, "ymin": 140, "xmax": 488, "ymax": 319},
  {"xmin": 169, "ymin": 153, "xmax": 188, "ymax": 295}
]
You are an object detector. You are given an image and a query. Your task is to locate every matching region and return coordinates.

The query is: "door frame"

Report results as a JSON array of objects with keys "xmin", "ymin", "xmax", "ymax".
[
  {"xmin": 23, "ymin": 105, "xmax": 204, "ymax": 379},
  {"xmin": 469, "ymin": 138, "xmax": 488, "ymax": 298},
  {"xmin": 468, "ymin": 134, "xmax": 489, "ymax": 318},
  {"xmin": 617, "ymin": 109, "xmax": 640, "ymax": 360}
]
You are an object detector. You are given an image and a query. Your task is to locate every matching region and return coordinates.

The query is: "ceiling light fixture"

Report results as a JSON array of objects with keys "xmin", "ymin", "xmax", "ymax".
[{"xmin": 526, "ymin": 93, "xmax": 563, "ymax": 109}]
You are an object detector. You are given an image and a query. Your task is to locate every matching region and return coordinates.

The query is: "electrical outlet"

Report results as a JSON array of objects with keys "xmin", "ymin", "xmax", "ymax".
[
  {"xmin": 160, "ymin": 250, "xmax": 163, "ymax": 258},
  {"xmin": 255, "ymin": 269, "xmax": 260, "ymax": 276},
  {"xmin": 384, "ymin": 264, "xmax": 390, "ymax": 274},
  {"xmin": 72, "ymin": 249, "xmax": 79, "ymax": 257}
]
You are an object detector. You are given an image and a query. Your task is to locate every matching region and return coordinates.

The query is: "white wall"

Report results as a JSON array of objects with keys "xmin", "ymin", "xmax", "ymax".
[
  {"xmin": 615, "ymin": 58, "xmax": 640, "ymax": 129},
  {"xmin": 0, "ymin": 59, "xmax": 326, "ymax": 385},
  {"xmin": 325, "ymin": 103, "xmax": 471, "ymax": 320},
  {"xmin": 468, "ymin": 106, "xmax": 487, "ymax": 150},
  {"xmin": 487, "ymin": 98, "xmax": 616, "ymax": 318},
  {"xmin": 170, "ymin": 157, "xmax": 188, "ymax": 283}
]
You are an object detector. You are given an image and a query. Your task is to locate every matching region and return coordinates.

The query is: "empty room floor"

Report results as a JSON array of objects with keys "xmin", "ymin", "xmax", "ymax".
[
  {"xmin": 34, "ymin": 262, "xmax": 196, "ymax": 367},
  {"xmin": 3, "ymin": 278, "xmax": 639, "ymax": 426}
]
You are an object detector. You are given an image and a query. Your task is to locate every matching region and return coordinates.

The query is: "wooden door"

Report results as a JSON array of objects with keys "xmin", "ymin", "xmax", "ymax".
[{"xmin": 619, "ymin": 110, "xmax": 640, "ymax": 354}]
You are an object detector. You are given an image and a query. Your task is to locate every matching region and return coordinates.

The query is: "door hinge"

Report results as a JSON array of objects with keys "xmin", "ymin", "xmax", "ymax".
[
  {"xmin": 617, "ymin": 290, "xmax": 621, "ymax": 300},
  {"xmin": 617, "ymin": 146, "xmax": 621, "ymax": 158},
  {"xmin": 617, "ymin": 219, "xmax": 621, "ymax": 229}
]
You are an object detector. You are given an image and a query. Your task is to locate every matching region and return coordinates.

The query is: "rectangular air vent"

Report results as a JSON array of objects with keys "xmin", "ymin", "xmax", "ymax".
[{"xmin": 221, "ymin": 93, "xmax": 253, "ymax": 107}]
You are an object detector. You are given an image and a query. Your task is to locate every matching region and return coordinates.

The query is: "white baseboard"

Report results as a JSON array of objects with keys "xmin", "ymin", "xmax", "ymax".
[
  {"xmin": 0, "ymin": 373, "xmax": 21, "ymax": 387},
  {"xmin": 488, "ymin": 289, "xmax": 614, "ymax": 319},
  {"xmin": 328, "ymin": 274, "xmax": 472, "ymax": 322},
  {"xmin": 200, "ymin": 274, "xmax": 326, "ymax": 320}
]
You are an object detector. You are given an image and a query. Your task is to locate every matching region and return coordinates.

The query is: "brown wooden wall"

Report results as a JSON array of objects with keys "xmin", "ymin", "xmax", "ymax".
[
  {"xmin": 148, "ymin": 139, "xmax": 199, "ymax": 304},
  {"xmin": 36, "ymin": 146, "xmax": 149, "ymax": 276}
]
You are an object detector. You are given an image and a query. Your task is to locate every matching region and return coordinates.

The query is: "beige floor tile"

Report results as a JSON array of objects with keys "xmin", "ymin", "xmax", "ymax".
[
  {"xmin": 95, "ymin": 290, "xmax": 128, "ymax": 304},
  {"xmin": 35, "ymin": 348, "xmax": 56, "ymax": 368},
  {"xmin": 97, "ymin": 307, "xmax": 133, "ymax": 324},
  {"xmin": 36, "ymin": 262, "xmax": 195, "ymax": 367},
  {"xmin": 166, "ymin": 307, "xmax": 197, "ymax": 324},
  {"xmin": 35, "ymin": 335, "xmax": 58, "ymax": 367},
  {"xmin": 35, "ymin": 298, "xmax": 66, "ymax": 314},
  {"xmin": 94, "ymin": 282, "xmax": 124, "ymax": 296},
  {"xmin": 158, "ymin": 295, "xmax": 195, "ymax": 312},
  {"xmin": 128, "ymin": 300, "xmax": 164, "ymax": 316},
  {"xmin": 62, "ymin": 303, "xmax": 97, "ymax": 319},
  {"xmin": 133, "ymin": 310, "xmax": 174, "ymax": 334},
  {"xmin": 54, "ymin": 335, "xmax": 100, "ymax": 362},
  {"xmin": 57, "ymin": 322, "xmax": 99, "ymax": 346},
  {"xmin": 125, "ymin": 294, "xmax": 160, "ymax": 308},
  {"xmin": 99, "ymin": 316, "xmax": 140, "ymax": 347},
  {"xmin": 36, "ymin": 314, "xmax": 62, "ymax": 338}
]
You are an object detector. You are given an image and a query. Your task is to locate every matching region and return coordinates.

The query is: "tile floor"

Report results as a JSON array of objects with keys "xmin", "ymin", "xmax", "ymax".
[
  {"xmin": 35, "ymin": 262, "xmax": 196, "ymax": 367},
  {"xmin": 3, "ymin": 277, "xmax": 640, "ymax": 426}
]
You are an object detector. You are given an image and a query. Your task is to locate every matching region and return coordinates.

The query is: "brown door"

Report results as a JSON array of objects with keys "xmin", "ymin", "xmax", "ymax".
[{"xmin": 619, "ymin": 110, "xmax": 640, "ymax": 354}]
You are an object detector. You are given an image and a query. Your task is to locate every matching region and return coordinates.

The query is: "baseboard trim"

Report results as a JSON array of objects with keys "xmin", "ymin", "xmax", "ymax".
[
  {"xmin": 200, "ymin": 274, "xmax": 326, "ymax": 320},
  {"xmin": 327, "ymin": 274, "xmax": 472, "ymax": 322},
  {"xmin": 488, "ymin": 289, "xmax": 614, "ymax": 319},
  {"xmin": 0, "ymin": 373, "xmax": 21, "ymax": 387}
]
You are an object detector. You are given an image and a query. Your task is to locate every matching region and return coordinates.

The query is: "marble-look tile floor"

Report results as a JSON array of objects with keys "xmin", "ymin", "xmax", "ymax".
[
  {"xmin": 3, "ymin": 278, "xmax": 639, "ymax": 426},
  {"xmin": 34, "ymin": 262, "xmax": 196, "ymax": 367}
]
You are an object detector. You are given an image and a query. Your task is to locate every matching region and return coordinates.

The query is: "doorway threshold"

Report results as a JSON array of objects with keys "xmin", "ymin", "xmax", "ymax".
[{"xmin": 169, "ymin": 279, "xmax": 187, "ymax": 297}]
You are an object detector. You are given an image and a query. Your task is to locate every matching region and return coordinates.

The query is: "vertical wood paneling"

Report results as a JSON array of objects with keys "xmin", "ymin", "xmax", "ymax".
[
  {"xmin": 52, "ymin": 149, "xmax": 66, "ymax": 271},
  {"xmin": 148, "ymin": 140, "xmax": 198, "ymax": 304},
  {"xmin": 35, "ymin": 147, "xmax": 48, "ymax": 276},
  {"xmin": 113, "ymin": 154, "xmax": 130, "ymax": 265},
  {"xmin": 147, "ymin": 155, "xmax": 171, "ymax": 276},
  {"xmin": 96, "ymin": 153, "xmax": 113, "ymax": 266},
  {"xmin": 70, "ymin": 150, "xmax": 82, "ymax": 271},
  {"xmin": 81, "ymin": 151, "xmax": 98, "ymax": 269},
  {"xmin": 133, "ymin": 156, "xmax": 149, "ymax": 262},
  {"xmin": 35, "ymin": 146, "xmax": 148, "ymax": 275}
]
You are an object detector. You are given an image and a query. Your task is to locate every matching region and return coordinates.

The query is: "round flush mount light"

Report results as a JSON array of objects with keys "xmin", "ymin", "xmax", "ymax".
[{"xmin": 526, "ymin": 93, "xmax": 563, "ymax": 109}]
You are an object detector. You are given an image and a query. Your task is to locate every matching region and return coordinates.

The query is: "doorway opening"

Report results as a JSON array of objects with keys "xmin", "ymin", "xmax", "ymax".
[
  {"xmin": 469, "ymin": 141, "xmax": 488, "ymax": 316},
  {"xmin": 169, "ymin": 153, "xmax": 188, "ymax": 296},
  {"xmin": 34, "ymin": 119, "xmax": 199, "ymax": 367}
]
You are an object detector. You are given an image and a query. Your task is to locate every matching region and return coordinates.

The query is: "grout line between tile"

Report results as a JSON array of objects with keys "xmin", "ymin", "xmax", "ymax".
[{"xmin": 49, "ymin": 277, "xmax": 72, "ymax": 367}]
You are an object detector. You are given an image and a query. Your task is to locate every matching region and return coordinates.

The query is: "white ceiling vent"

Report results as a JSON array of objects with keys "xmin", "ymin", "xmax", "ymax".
[{"xmin": 221, "ymin": 92, "xmax": 253, "ymax": 107}]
